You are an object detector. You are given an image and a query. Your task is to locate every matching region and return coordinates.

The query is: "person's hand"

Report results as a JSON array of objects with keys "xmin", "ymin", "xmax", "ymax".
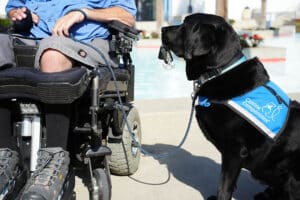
[
  {"xmin": 52, "ymin": 11, "xmax": 85, "ymax": 37},
  {"xmin": 10, "ymin": 7, "xmax": 39, "ymax": 24}
]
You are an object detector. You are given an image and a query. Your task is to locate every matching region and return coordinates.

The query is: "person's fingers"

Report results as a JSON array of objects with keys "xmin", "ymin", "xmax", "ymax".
[
  {"xmin": 52, "ymin": 19, "xmax": 60, "ymax": 35},
  {"xmin": 52, "ymin": 21, "xmax": 61, "ymax": 36},
  {"xmin": 52, "ymin": 12, "xmax": 83, "ymax": 37},
  {"xmin": 52, "ymin": 20, "xmax": 72, "ymax": 37},
  {"xmin": 58, "ymin": 25, "xmax": 70, "ymax": 37},
  {"xmin": 53, "ymin": 23, "xmax": 66, "ymax": 36},
  {"xmin": 32, "ymin": 13, "xmax": 39, "ymax": 24},
  {"xmin": 12, "ymin": 7, "xmax": 27, "ymax": 21},
  {"xmin": 62, "ymin": 26, "xmax": 70, "ymax": 37},
  {"xmin": 21, "ymin": 7, "xmax": 27, "ymax": 13},
  {"xmin": 52, "ymin": 26, "xmax": 58, "ymax": 36}
]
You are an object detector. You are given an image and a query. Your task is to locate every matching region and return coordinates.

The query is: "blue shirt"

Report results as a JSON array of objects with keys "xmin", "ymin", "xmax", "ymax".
[{"xmin": 6, "ymin": 0, "xmax": 137, "ymax": 42}]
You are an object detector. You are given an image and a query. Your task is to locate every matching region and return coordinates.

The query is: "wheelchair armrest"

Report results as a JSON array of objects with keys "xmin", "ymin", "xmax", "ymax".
[{"xmin": 107, "ymin": 20, "xmax": 139, "ymax": 40}]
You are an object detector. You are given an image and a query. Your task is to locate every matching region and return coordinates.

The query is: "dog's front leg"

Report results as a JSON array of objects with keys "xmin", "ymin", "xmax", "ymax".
[{"xmin": 216, "ymin": 155, "xmax": 242, "ymax": 200}]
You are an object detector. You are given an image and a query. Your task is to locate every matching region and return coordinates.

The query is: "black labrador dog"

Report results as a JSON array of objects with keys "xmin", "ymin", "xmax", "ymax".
[{"xmin": 160, "ymin": 13, "xmax": 300, "ymax": 200}]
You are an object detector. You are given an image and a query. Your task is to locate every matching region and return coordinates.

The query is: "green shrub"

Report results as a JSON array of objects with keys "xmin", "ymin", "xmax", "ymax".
[
  {"xmin": 150, "ymin": 32, "xmax": 159, "ymax": 39},
  {"xmin": 0, "ymin": 18, "xmax": 11, "ymax": 28}
]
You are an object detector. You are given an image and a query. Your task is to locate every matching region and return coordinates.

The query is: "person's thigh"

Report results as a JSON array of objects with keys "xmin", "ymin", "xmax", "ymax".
[
  {"xmin": 0, "ymin": 33, "xmax": 14, "ymax": 67},
  {"xmin": 35, "ymin": 36, "xmax": 118, "ymax": 69},
  {"xmin": 0, "ymin": 34, "xmax": 40, "ymax": 68}
]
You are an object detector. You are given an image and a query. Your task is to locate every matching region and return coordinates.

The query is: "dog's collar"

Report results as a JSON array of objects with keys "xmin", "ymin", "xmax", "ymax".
[{"xmin": 197, "ymin": 55, "xmax": 247, "ymax": 86}]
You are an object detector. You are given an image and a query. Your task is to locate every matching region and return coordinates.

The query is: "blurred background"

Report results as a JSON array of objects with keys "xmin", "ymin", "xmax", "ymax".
[{"xmin": 2, "ymin": 0, "xmax": 300, "ymax": 42}]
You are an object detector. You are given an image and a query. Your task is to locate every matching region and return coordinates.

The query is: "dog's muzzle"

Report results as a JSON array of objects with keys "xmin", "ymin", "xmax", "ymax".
[{"xmin": 158, "ymin": 46, "xmax": 174, "ymax": 69}]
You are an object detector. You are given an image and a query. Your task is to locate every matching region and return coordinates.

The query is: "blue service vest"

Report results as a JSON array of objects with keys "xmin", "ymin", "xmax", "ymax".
[{"xmin": 199, "ymin": 81, "xmax": 290, "ymax": 139}]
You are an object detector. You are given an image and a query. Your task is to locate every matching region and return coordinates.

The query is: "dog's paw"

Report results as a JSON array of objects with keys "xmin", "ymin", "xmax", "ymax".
[{"xmin": 207, "ymin": 196, "xmax": 217, "ymax": 200}]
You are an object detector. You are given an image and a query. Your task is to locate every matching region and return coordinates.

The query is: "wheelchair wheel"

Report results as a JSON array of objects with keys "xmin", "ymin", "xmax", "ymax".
[
  {"xmin": 89, "ymin": 168, "xmax": 111, "ymax": 200},
  {"xmin": 108, "ymin": 106, "xmax": 142, "ymax": 175}
]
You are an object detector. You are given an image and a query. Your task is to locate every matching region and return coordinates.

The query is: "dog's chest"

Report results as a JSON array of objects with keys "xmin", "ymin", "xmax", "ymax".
[{"xmin": 199, "ymin": 81, "xmax": 290, "ymax": 139}]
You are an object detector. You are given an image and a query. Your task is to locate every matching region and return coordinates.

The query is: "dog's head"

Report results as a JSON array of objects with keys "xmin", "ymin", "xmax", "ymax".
[{"xmin": 161, "ymin": 13, "xmax": 242, "ymax": 80}]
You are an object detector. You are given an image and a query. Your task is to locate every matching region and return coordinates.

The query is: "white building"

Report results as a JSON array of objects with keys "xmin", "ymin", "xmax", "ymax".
[
  {"xmin": 1, "ymin": 0, "xmax": 300, "ymax": 22},
  {"xmin": 0, "ymin": 0, "xmax": 8, "ymax": 17},
  {"xmin": 165, "ymin": 0, "xmax": 300, "ymax": 23},
  {"xmin": 135, "ymin": 0, "xmax": 300, "ymax": 33}
]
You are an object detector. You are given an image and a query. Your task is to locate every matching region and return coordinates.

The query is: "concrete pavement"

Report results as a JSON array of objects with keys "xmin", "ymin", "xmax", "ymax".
[{"xmin": 75, "ymin": 94, "xmax": 300, "ymax": 200}]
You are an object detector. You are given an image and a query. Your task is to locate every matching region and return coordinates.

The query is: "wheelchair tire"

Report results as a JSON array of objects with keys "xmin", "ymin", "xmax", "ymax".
[
  {"xmin": 89, "ymin": 168, "xmax": 111, "ymax": 200},
  {"xmin": 108, "ymin": 106, "xmax": 142, "ymax": 176}
]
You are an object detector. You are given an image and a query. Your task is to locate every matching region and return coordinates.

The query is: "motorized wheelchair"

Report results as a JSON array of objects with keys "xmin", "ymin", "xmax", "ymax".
[{"xmin": 0, "ymin": 20, "xmax": 141, "ymax": 200}]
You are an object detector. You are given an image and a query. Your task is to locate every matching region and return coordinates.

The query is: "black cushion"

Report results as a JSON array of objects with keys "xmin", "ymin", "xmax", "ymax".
[
  {"xmin": 0, "ymin": 67, "xmax": 94, "ymax": 104},
  {"xmin": 0, "ymin": 66, "xmax": 130, "ymax": 103},
  {"xmin": 0, "ymin": 67, "xmax": 88, "ymax": 85}
]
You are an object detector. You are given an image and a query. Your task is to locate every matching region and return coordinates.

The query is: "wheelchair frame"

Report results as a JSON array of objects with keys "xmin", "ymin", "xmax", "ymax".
[{"xmin": 0, "ymin": 20, "xmax": 141, "ymax": 200}]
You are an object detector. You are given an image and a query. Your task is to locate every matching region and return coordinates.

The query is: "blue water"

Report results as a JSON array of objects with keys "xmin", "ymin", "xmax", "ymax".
[
  {"xmin": 263, "ymin": 34, "xmax": 300, "ymax": 93},
  {"xmin": 132, "ymin": 34, "xmax": 300, "ymax": 100},
  {"xmin": 132, "ymin": 48, "xmax": 191, "ymax": 100}
]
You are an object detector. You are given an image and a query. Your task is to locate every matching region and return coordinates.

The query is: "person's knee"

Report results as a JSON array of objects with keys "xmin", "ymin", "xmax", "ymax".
[{"xmin": 40, "ymin": 49, "xmax": 73, "ymax": 72}]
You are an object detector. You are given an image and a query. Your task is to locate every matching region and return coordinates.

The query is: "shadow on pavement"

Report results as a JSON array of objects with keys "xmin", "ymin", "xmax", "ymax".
[{"xmin": 142, "ymin": 143, "xmax": 265, "ymax": 200}]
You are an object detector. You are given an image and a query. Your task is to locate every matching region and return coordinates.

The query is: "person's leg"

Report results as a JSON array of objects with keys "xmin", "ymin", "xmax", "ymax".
[
  {"xmin": 39, "ymin": 49, "xmax": 73, "ymax": 72},
  {"xmin": 44, "ymin": 104, "xmax": 71, "ymax": 150},
  {"xmin": 25, "ymin": 35, "xmax": 117, "ymax": 198},
  {"xmin": 20, "ymin": 104, "xmax": 72, "ymax": 199},
  {"xmin": 0, "ymin": 33, "xmax": 15, "ymax": 68},
  {"xmin": 35, "ymin": 36, "xmax": 118, "ymax": 72},
  {"xmin": 0, "ymin": 34, "xmax": 17, "ymax": 148},
  {"xmin": 0, "ymin": 101, "xmax": 25, "ymax": 197},
  {"xmin": 0, "ymin": 34, "xmax": 30, "ymax": 197},
  {"xmin": 0, "ymin": 101, "xmax": 16, "ymax": 150},
  {"xmin": 21, "ymin": 147, "xmax": 71, "ymax": 200}
]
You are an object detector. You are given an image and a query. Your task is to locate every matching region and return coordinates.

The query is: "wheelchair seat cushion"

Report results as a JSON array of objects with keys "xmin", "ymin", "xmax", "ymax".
[
  {"xmin": 0, "ymin": 67, "xmax": 110, "ymax": 104},
  {"xmin": 0, "ymin": 67, "xmax": 87, "ymax": 84}
]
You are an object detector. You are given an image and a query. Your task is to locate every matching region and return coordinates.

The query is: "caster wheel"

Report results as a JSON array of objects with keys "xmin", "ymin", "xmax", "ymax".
[
  {"xmin": 71, "ymin": 191, "xmax": 76, "ymax": 200},
  {"xmin": 89, "ymin": 168, "xmax": 111, "ymax": 200},
  {"xmin": 108, "ymin": 107, "xmax": 142, "ymax": 175}
]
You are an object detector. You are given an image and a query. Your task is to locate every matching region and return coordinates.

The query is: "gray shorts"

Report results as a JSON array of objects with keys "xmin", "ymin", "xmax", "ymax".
[
  {"xmin": 35, "ymin": 36, "xmax": 118, "ymax": 69},
  {"xmin": 0, "ymin": 33, "xmax": 18, "ymax": 67},
  {"xmin": 0, "ymin": 34, "xmax": 118, "ymax": 69}
]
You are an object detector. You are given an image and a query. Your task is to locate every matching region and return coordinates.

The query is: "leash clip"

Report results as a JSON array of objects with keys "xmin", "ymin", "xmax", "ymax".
[{"xmin": 191, "ymin": 80, "xmax": 201, "ymax": 100}]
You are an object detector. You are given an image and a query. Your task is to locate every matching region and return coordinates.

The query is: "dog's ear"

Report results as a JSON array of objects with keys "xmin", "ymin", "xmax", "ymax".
[
  {"xmin": 184, "ymin": 23, "xmax": 216, "ymax": 60},
  {"xmin": 187, "ymin": 22, "xmax": 241, "ymax": 67}
]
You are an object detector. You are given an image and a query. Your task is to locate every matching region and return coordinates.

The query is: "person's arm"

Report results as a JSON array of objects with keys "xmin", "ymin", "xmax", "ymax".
[
  {"xmin": 82, "ymin": 7, "xmax": 135, "ymax": 26},
  {"xmin": 52, "ymin": 6, "xmax": 135, "ymax": 37}
]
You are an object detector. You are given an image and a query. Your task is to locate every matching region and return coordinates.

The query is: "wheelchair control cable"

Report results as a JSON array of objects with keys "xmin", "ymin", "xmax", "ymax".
[
  {"xmin": 7, "ymin": 29, "xmax": 44, "ymax": 41},
  {"xmin": 6, "ymin": 29, "xmax": 196, "ymax": 159},
  {"xmin": 72, "ymin": 40, "xmax": 197, "ymax": 159}
]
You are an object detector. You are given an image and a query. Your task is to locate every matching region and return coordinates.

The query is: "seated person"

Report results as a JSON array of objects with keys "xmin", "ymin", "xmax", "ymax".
[{"xmin": 0, "ymin": 0, "xmax": 136, "ymax": 199}]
